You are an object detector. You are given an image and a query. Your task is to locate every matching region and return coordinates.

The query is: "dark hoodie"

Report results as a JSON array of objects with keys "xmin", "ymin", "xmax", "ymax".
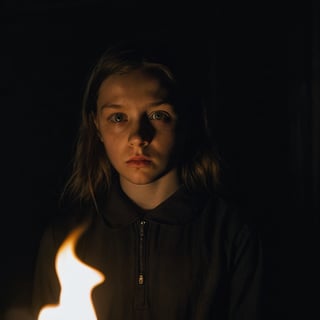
[{"xmin": 32, "ymin": 181, "xmax": 263, "ymax": 320}]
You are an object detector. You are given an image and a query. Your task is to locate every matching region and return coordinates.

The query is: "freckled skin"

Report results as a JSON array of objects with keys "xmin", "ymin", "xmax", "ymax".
[{"xmin": 95, "ymin": 70, "xmax": 179, "ymax": 189}]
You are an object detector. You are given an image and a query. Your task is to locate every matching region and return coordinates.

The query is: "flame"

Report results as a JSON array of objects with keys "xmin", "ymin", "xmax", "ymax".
[{"xmin": 37, "ymin": 223, "xmax": 105, "ymax": 320}]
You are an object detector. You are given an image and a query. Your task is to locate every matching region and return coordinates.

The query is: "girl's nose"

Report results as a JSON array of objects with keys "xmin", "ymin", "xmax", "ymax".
[{"xmin": 128, "ymin": 115, "xmax": 155, "ymax": 147}]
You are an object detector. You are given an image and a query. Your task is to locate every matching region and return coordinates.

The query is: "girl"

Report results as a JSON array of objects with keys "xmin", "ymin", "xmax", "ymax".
[{"xmin": 31, "ymin": 37, "xmax": 263, "ymax": 320}]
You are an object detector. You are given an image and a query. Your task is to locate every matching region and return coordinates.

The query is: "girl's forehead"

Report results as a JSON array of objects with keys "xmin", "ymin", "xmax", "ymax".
[
  {"xmin": 103, "ymin": 69, "xmax": 160, "ymax": 87},
  {"xmin": 99, "ymin": 70, "xmax": 170, "ymax": 96},
  {"xmin": 97, "ymin": 70, "xmax": 172, "ymax": 109}
]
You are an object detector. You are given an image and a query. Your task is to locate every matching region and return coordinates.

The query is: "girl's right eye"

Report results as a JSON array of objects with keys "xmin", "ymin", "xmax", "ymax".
[{"xmin": 108, "ymin": 113, "xmax": 127, "ymax": 123}]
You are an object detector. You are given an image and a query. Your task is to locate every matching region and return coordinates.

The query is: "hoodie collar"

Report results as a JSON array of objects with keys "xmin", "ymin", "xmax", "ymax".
[{"xmin": 99, "ymin": 180, "xmax": 209, "ymax": 228}]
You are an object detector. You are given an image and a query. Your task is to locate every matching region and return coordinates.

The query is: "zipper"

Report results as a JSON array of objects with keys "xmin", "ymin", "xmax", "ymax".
[{"xmin": 138, "ymin": 219, "xmax": 147, "ymax": 285}]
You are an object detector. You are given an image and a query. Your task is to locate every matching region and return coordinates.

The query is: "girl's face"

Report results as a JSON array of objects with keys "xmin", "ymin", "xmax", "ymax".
[{"xmin": 95, "ymin": 69, "xmax": 179, "ymax": 186}]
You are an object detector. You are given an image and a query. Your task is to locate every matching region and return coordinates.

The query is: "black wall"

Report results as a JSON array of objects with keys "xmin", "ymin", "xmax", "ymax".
[{"xmin": 1, "ymin": 1, "xmax": 319, "ymax": 319}]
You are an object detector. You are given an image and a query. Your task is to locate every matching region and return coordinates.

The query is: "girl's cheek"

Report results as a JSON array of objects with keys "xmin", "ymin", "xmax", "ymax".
[{"xmin": 104, "ymin": 124, "xmax": 127, "ymax": 135}]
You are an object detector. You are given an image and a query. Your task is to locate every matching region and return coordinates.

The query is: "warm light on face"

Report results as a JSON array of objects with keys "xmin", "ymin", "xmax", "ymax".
[
  {"xmin": 37, "ymin": 223, "xmax": 105, "ymax": 320},
  {"xmin": 95, "ymin": 70, "xmax": 178, "ymax": 187}
]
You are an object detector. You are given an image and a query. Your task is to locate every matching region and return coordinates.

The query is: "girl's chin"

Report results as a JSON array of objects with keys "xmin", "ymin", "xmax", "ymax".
[
  {"xmin": 120, "ymin": 176, "xmax": 159, "ymax": 186},
  {"xmin": 119, "ymin": 168, "xmax": 177, "ymax": 187}
]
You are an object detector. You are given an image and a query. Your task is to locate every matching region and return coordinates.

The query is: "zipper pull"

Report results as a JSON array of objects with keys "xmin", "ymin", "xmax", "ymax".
[{"xmin": 138, "ymin": 274, "xmax": 144, "ymax": 285}]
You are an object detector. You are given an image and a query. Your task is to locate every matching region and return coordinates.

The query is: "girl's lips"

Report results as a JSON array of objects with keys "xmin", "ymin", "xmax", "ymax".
[
  {"xmin": 126, "ymin": 156, "xmax": 152, "ymax": 167},
  {"xmin": 126, "ymin": 159, "xmax": 152, "ymax": 167}
]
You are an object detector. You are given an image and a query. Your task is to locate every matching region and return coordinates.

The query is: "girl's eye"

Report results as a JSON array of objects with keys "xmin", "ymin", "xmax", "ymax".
[
  {"xmin": 108, "ymin": 113, "xmax": 127, "ymax": 123},
  {"xmin": 149, "ymin": 111, "xmax": 171, "ymax": 121}
]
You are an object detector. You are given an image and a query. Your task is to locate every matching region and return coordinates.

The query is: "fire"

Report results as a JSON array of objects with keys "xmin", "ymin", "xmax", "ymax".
[{"xmin": 37, "ymin": 223, "xmax": 105, "ymax": 320}]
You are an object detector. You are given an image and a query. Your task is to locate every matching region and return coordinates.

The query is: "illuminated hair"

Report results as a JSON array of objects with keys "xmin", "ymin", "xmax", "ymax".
[{"xmin": 62, "ymin": 37, "xmax": 220, "ymax": 210}]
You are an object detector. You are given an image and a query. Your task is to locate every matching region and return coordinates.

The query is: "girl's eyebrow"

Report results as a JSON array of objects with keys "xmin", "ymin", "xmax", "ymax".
[
  {"xmin": 99, "ymin": 103, "xmax": 122, "ymax": 110},
  {"xmin": 99, "ymin": 100, "xmax": 171, "ymax": 111},
  {"xmin": 148, "ymin": 100, "xmax": 171, "ymax": 108}
]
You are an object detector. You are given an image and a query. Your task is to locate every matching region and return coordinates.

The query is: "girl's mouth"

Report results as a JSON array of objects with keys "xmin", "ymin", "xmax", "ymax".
[{"xmin": 126, "ymin": 156, "xmax": 152, "ymax": 167}]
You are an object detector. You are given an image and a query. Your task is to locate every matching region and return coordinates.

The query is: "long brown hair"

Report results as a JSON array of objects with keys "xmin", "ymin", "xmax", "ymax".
[{"xmin": 61, "ymin": 38, "xmax": 220, "ymax": 211}]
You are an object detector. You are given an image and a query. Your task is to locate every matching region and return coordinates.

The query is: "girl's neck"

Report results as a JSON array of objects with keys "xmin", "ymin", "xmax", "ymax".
[{"xmin": 119, "ymin": 169, "xmax": 180, "ymax": 210}]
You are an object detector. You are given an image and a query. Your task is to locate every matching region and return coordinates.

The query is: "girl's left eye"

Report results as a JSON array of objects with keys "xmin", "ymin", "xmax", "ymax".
[
  {"xmin": 149, "ymin": 111, "xmax": 171, "ymax": 121},
  {"xmin": 108, "ymin": 113, "xmax": 127, "ymax": 123}
]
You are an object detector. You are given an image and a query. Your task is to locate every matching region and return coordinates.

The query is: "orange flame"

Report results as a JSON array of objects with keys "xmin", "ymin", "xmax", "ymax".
[{"xmin": 37, "ymin": 223, "xmax": 105, "ymax": 320}]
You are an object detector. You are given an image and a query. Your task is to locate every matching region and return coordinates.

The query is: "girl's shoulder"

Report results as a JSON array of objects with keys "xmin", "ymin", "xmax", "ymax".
[
  {"xmin": 200, "ymin": 191, "xmax": 261, "ymax": 241},
  {"xmin": 39, "ymin": 201, "xmax": 94, "ymax": 248}
]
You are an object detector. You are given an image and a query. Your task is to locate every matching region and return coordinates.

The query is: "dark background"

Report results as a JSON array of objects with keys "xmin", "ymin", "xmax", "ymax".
[{"xmin": 1, "ymin": 1, "xmax": 319, "ymax": 319}]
